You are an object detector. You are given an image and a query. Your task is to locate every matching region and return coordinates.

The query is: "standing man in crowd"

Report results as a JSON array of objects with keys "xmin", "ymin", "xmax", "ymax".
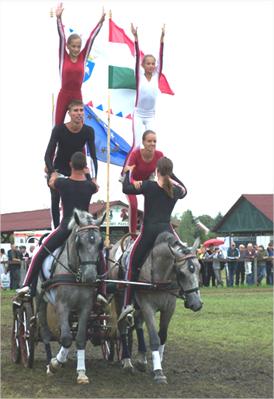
[
  {"xmin": 266, "ymin": 241, "xmax": 273, "ymax": 285},
  {"xmin": 7, "ymin": 244, "xmax": 22, "ymax": 289},
  {"xmin": 226, "ymin": 242, "xmax": 240, "ymax": 287},
  {"xmin": 236, "ymin": 244, "xmax": 246, "ymax": 286}
]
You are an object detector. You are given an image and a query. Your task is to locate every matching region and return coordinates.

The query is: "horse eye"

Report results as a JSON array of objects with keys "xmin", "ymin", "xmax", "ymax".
[
  {"xmin": 90, "ymin": 235, "xmax": 95, "ymax": 243},
  {"xmin": 188, "ymin": 264, "xmax": 195, "ymax": 273}
]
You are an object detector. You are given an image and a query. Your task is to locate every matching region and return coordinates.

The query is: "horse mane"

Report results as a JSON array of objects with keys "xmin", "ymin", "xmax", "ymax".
[
  {"xmin": 154, "ymin": 232, "xmax": 189, "ymax": 253},
  {"xmin": 154, "ymin": 232, "xmax": 178, "ymax": 247},
  {"xmin": 67, "ymin": 209, "xmax": 95, "ymax": 230}
]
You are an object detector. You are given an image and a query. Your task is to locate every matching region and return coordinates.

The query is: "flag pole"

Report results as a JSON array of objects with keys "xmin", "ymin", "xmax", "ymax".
[
  {"xmin": 105, "ymin": 92, "xmax": 111, "ymax": 248},
  {"xmin": 104, "ymin": 10, "xmax": 112, "ymax": 249}
]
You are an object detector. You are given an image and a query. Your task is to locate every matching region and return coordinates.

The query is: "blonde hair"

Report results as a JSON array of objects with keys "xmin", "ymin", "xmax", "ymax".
[
  {"xmin": 67, "ymin": 34, "xmax": 81, "ymax": 45},
  {"xmin": 141, "ymin": 54, "xmax": 156, "ymax": 66}
]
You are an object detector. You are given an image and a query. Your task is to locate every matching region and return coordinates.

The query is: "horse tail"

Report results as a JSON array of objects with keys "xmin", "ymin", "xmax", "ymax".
[{"xmin": 109, "ymin": 298, "xmax": 119, "ymax": 339}]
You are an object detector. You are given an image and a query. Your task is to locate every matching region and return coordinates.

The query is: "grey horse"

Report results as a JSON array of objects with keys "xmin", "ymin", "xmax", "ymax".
[
  {"xmin": 108, "ymin": 231, "xmax": 203, "ymax": 383},
  {"xmin": 36, "ymin": 209, "xmax": 104, "ymax": 384}
]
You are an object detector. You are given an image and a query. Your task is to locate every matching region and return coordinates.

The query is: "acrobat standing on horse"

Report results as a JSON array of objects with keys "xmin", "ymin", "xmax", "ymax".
[{"xmin": 16, "ymin": 152, "xmax": 105, "ymax": 301}]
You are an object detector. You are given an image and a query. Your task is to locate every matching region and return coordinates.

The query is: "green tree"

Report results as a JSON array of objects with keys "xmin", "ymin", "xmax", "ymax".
[{"xmin": 178, "ymin": 210, "xmax": 196, "ymax": 246}]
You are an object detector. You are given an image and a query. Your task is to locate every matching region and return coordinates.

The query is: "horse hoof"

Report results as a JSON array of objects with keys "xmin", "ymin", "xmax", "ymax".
[
  {"xmin": 135, "ymin": 360, "xmax": 147, "ymax": 372},
  {"xmin": 154, "ymin": 369, "xmax": 167, "ymax": 384},
  {"xmin": 77, "ymin": 371, "xmax": 89, "ymax": 384},
  {"xmin": 46, "ymin": 364, "xmax": 54, "ymax": 376},
  {"xmin": 48, "ymin": 357, "xmax": 62, "ymax": 374},
  {"xmin": 121, "ymin": 358, "xmax": 135, "ymax": 374}
]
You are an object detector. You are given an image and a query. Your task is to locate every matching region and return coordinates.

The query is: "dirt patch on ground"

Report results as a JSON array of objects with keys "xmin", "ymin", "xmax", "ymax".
[{"xmin": 1, "ymin": 293, "xmax": 273, "ymax": 398}]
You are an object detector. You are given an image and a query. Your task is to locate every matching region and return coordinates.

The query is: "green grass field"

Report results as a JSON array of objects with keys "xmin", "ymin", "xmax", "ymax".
[{"xmin": 1, "ymin": 286, "xmax": 273, "ymax": 398}]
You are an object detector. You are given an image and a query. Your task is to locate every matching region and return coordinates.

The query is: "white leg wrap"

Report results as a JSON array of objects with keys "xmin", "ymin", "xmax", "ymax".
[
  {"xmin": 152, "ymin": 350, "xmax": 162, "ymax": 371},
  {"xmin": 159, "ymin": 344, "xmax": 165, "ymax": 362},
  {"xmin": 77, "ymin": 349, "xmax": 86, "ymax": 372},
  {"xmin": 56, "ymin": 346, "xmax": 69, "ymax": 363}
]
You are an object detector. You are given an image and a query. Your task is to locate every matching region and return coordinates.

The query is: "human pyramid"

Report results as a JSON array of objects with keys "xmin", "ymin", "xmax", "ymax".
[{"xmin": 17, "ymin": 3, "xmax": 187, "ymax": 320}]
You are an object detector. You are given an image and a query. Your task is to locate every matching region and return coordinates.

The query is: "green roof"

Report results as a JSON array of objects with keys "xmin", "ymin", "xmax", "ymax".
[{"xmin": 213, "ymin": 194, "xmax": 273, "ymax": 235}]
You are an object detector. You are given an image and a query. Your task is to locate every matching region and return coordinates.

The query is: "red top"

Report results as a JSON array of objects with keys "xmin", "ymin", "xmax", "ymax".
[
  {"xmin": 57, "ymin": 16, "xmax": 103, "ymax": 92},
  {"xmin": 127, "ymin": 149, "xmax": 164, "ymax": 180}
]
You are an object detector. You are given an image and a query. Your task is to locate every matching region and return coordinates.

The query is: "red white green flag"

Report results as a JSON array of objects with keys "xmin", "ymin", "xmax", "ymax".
[{"xmin": 82, "ymin": 16, "xmax": 174, "ymax": 148}]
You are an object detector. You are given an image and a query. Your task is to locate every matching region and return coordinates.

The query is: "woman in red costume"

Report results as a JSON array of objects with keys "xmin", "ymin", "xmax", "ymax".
[
  {"xmin": 125, "ymin": 130, "xmax": 186, "ymax": 235},
  {"xmin": 54, "ymin": 2, "xmax": 105, "ymax": 125}
]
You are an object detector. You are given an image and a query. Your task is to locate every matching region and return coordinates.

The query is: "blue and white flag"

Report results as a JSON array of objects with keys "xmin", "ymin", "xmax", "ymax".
[{"xmin": 84, "ymin": 105, "xmax": 130, "ymax": 167}]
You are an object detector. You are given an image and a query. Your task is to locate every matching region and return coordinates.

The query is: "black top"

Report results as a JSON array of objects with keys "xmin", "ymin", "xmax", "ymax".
[
  {"xmin": 44, "ymin": 124, "xmax": 98, "ymax": 176},
  {"xmin": 123, "ymin": 172, "xmax": 186, "ymax": 224},
  {"xmin": 55, "ymin": 178, "xmax": 97, "ymax": 220}
]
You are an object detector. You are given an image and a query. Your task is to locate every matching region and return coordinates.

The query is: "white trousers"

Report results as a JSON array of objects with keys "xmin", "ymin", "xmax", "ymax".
[{"xmin": 133, "ymin": 112, "xmax": 156, "ymax": 148}]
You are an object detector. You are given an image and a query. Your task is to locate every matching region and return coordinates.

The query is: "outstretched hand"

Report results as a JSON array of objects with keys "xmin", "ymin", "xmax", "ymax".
[
  {"xmin": 99, "ymin": 7, "xmax": 106, "ymax": 24},
  {"xmin": 131, "ymin": 23, "xmax": 138, "ymax": 39},
  {"xmin": 160, "ymin": 24, "xmax": 165, "ymax": 42},
  {"xmin": 55, "ymin": 2, "xmax": 64, "ymax": 18}
]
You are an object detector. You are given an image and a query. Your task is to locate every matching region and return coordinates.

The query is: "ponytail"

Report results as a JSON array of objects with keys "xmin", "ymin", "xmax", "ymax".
[
  {"xmin": 156, "ymin": 157, "xmax": 174, "ymax": 198},
  {"xmin": 162, "ymin": 175, "xmax": 174, "ymax": 198}
]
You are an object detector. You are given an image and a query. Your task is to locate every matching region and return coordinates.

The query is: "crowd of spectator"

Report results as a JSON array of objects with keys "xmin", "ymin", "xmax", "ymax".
[
  {"xmin": 1, "ymin": 239, "xmax": 273, "ymax": 290},
  {"xmin": 197, "ymin": 240, "xmax": 273, "ymax": 288},
  {"xmin": 0, "ymin": 244, "xmax": 35, "ymax": 290}
]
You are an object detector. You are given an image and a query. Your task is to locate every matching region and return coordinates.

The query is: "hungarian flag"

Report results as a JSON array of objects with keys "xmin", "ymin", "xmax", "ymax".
[{"xmin": 108, "ymin": 19, "xmax": 174, "ymax": 95}]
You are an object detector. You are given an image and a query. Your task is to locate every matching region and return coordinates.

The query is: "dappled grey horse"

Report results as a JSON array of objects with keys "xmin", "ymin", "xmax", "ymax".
[
  {"xmin": 36, "ymin": 209, "xmax": 104, "ymax": 384},
  {"xmin": 108, "ymin": 232, "xmax": 202, "ymax": 383}
]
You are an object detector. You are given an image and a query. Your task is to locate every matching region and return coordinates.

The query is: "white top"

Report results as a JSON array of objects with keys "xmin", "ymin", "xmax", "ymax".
[
  {"xmin": 1, "ymin": 272, "xmax": 10, "ymax": 288},
  {"xmin": 135, "ymin": 72, "xmax": 159, "ymax": 117},
  {"xmin": 0, "ymin": 254, "xmax": 8, "ymax": 275}
]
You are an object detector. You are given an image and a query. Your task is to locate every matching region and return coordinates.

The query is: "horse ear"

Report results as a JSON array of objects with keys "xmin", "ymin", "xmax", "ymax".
[
  {"xmin": 94, "ymin": 212, "xmax": 106, "ymax": 227},
  {"xmin": 74, "ymin": 209, "xmax": 81, "ymax": 226},
  {"xmin": 192, "ymin": 237, "xmax": 200, "ymax": 253}
]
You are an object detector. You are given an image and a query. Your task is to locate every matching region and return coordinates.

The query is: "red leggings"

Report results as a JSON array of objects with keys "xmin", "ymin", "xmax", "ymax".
[
  {"xmin": 54, "ymin": 89, "xmax": 82, "ymax": 125},
  {"xmin": 126, "ymin": 194, "xmax": 138, "ymax": 235}
]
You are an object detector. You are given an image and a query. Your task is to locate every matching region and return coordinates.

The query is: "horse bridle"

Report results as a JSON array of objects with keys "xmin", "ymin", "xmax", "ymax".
[
  {"xmin": 73, "ymin": 225, "xmax": 102, "ymax": 282},
  {"xmin": 172, "ymin": 252, "xmax": 200, "ymax": 298},
  {"xmin": 43, "ymin": 225, "xmax": 102, "ymax": 283}
]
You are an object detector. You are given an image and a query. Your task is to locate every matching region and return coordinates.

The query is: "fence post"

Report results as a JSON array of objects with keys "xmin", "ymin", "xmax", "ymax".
[
  {"xmin": 20, "ymin": 260, "xmax": 27, "ymax": 286},
  {"xmin": 253, "ymin": 257, "xmax": 257, "ymax": 285}
]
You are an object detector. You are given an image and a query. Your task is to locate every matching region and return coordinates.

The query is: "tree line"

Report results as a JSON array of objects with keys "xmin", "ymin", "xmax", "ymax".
[{"xmin": 172, "ymin": 210, "xmax": 223, "ymax": 247}]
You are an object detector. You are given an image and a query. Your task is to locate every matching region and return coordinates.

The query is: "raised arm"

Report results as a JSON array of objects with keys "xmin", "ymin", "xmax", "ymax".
[
  {"xmin": 82, "ymin": 8, "xmax": 106, "ymax": 60},
  {"xmin": 131, "ymin": 23, "xmax": 140, "ymax": 97},
  {"xmin": 170, "ymin": 173, "xmax": 187, "ymax": 198},
  {"xmin": 157, "ymin": 24, "xmax": 165, "ymax": 76},
  {"xmin": 55, "ymin": 3, "xmax": 66, "ymax": 70}
]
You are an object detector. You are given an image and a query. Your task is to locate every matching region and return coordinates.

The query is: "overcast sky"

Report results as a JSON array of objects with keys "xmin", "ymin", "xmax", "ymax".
[{"xmin": 0, "ymin": 0, "xmax": 273, "ymax": 220}]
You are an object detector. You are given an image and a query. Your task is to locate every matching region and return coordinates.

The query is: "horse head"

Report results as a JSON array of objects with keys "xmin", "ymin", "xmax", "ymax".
[
  {"xmin": 167, "ymin": 236, "xmax": 203, "ymax": 312},
  {"xmin": 67, "ymin": 209, "xmax": 105, "ymax": 284}
]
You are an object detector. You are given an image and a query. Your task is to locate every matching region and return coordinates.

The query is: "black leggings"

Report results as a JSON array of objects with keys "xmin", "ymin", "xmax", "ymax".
[
  {"xmin": 23, "ymin": 221, "xmax": 70, "ymax": 286},
  {"xmin": 124, "ymin": 223, "xmax": 174, "ymax": 304},
  {"xmin": 50, "ymin": 188, "xmax": 61, "ymax": 229}
]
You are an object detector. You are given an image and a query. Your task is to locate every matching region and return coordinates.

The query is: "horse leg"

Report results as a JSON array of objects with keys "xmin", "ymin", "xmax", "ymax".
[
  {"xmin": 36, "ymin": 297, "xmax": 54, "ymax": 371},
  {"xmin": 49, "ymin": 303, "xmax": 72, "ymax": 374},
  {"xmin": 75, "ymin": 307, "xmax": 91, "ymax": 384},
  {"xmin": 158, "ymin": 306, "xmax": 175, "ymax": 364},
  {"xmin": 115, "ymin": 295, "xmax": 134, "ymax": 373},
  {"xmin": 134, "ymin": 310, "xmax": 148, "ymax": 372},
  {"xmin": 141, "ymin": 303, "xmax": 167, "ymax": 384},
  {"xmin": 119, "ymin": 324, "xmax": 134, "ymax": 373}
]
